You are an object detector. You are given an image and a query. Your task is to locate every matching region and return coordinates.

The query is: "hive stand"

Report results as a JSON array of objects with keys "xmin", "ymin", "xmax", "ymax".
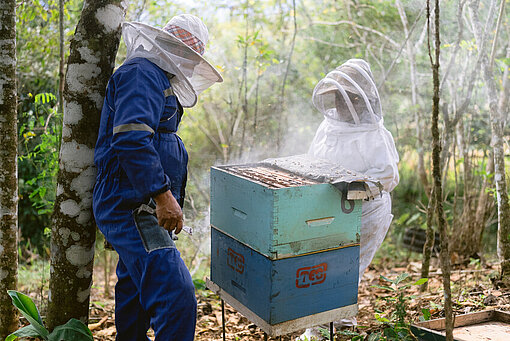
[{"xmin": 206, "ymin": 278, "xmax": 357, "ymax": 340}]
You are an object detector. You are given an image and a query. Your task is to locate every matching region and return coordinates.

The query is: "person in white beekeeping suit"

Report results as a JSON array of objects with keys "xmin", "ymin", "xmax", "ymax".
[{"xmin": 298, "ymin": 59, "xmax": 399, "ymax": 340}]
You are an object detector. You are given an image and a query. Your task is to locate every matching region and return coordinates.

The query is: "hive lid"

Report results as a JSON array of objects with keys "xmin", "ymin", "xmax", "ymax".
[{"xmin": 260, "ymin": 154, "xmax": 382, "ymax": 200}]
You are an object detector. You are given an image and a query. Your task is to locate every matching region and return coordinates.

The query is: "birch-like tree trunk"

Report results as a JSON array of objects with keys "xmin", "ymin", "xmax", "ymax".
[
  {"xmin": 0, "ymin": 0, "xmax": 19, "ymax": 337},
  {"xmin": 47, "ymin": 0, "xmax": 127, "ymax": 329},
  {"xmin": 469, "ymin": 0, "xmax": 510, "ymax": 287}
]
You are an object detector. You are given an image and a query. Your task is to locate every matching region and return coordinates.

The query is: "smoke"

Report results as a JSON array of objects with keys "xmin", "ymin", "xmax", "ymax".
[{"xmin": 279, "ymin": 91, "xmax": 323, "ymax": 157}]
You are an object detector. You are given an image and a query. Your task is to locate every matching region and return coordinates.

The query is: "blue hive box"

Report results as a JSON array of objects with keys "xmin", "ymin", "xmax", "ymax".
[
  {"xmin": 210, "ymin": 165, "xmax": 362, "ymax": 260},
  {"xmin": 210, "ymin": 227, "xmax": 359, "ymax": 326}
]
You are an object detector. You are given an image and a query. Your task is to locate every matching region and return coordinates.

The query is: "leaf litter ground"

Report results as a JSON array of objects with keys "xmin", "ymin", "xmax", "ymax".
[
  {"xmin": 84, "ymin": 256, "xmax": 510, "ymax": 340},
  {"xmin": 16, "ymin": 254, "xmax": 510, "ymax": 340}
]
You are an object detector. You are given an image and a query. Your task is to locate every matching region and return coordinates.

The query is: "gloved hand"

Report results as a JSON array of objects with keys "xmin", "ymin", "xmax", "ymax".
[{"xmin": 154, "ymin": 190, "xmax": 183, "ymax": 234}]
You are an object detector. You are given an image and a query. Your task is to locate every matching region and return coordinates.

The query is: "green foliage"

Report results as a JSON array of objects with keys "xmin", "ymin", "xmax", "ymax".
[
  {"xmin": 193, "ymin": 278, "xmax": 207, "ymax": 291},
  {"xmin": 6, "ymin": 290, "xmax": 92, "ymax": 341},
  {"xmin": 48, "ymin": 319, "xmax": 94, "ymax": 341},
  {"xmin": 5, "ymin": 325, "xmax": 41, "ymax": 341},
  {"xmin": 317, "ymin": 326, "xmax": 330, "ymax": 339},
  {"xmin": 337, "ymin": 329, "xmax": 364, "ymax": 341},
  {"xmin": 419, "ymin": 308, "xmax": 432, "ymax": 322},
  {"xmin": 7, "ymin": 291, "xmax": 47, "ymax": 339},
  {"xmin": 15, "ymin": 0, "xmax": 82, "ymax": 253},
  {"xmin": 371, "ymin": 274, "xmax": 426, "ymax": 341},
  {"xmin": 18, "ymin": 92, "xmax": 61, "ymax": 251}
]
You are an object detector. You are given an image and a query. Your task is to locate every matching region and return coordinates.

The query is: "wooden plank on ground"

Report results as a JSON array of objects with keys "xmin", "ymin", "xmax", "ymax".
[
  {"xmin": 412, "ymin": 310, "xmax": 510, "ymax": 341},
  {"xmin": 453, "ymin": 321, "xmax": 510, "ymax": 341}
]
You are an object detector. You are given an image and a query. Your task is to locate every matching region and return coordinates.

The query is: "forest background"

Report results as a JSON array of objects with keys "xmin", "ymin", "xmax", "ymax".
[{"xmin": 4, "ymin": 0, "xmax": 510, "ymax": 339}]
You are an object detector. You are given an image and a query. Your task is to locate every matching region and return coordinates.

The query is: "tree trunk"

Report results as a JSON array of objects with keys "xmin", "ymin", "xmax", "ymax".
[
  {"xmin": 499, "ymin": 44, "xmax": 509, "ymax": 126},
  {"xmin": 428, "ymin": 0, "xmax": 454, "ymax": 339},
  {"xmin": 0, "ymin": 0, "xmax": 19, "ymax": 337},
  {"xmin": 455, "ymin": 119, "xmax": 479, "ymax": 257},
  {"xmin": 421, "ymin": 187, "xmax": 435, "ymax": 292},
  {"xmin": 47, "ymin": 0, "xmax": 127, "ymax": 330}
]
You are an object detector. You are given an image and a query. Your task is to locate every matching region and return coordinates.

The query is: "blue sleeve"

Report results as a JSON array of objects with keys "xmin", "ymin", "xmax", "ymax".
[{"xmin": 111, "ymin": 64, "xmax": 170, "ymax": 199}]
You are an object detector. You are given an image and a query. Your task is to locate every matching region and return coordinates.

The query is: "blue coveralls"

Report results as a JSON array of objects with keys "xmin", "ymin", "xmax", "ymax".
[{"xmin": 93, "ymin": 57, "xmax": 196, "ymax": 340}]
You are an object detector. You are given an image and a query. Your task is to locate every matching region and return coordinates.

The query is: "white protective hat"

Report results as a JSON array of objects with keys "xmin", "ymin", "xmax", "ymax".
[
  {"xmin": 122, "ymin": 14, "xmax": 223, "ymax": 107},
  {"xmin": 312, "ymin": 59, "xmax": 382, "ymax": 124}
]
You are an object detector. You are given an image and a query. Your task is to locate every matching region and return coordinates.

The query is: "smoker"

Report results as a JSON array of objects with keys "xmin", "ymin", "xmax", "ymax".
[{"xmin": 207, "ymin": 155, "xmax": 380, "ymax": 337}]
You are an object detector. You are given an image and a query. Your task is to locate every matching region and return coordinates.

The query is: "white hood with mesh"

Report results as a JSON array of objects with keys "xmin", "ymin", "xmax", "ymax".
[
  {"xmin": 122, "ymin": 21, "xmax": 223, "ymax": 108},
  {"xmin": 309, "ymin": 59, "xmax": 399, "ymax": 192}
]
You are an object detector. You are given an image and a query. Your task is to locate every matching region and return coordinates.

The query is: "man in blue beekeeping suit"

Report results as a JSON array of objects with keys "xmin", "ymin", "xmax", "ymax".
[{"xmin": 93, "ymin": 14, "xmax": 222, "ymax": 340}]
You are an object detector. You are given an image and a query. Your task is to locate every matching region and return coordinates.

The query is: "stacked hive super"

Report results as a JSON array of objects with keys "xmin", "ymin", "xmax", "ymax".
[{"xmin": 209, "ymin": 162, "xmax": 363, "ymax": 336}]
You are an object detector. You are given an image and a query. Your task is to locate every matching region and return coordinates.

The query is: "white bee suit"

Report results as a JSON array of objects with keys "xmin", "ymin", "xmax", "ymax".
[{"xmin": 308, "ymin": 59, "xmax": 399, "ymax": 281}]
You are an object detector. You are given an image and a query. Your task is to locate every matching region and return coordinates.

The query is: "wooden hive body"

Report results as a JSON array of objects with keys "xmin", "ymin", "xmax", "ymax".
[
  {"xmin": 210, "ymin": 165, "xmax": 362, "ymax": 259},
  {"xmin": 210, "ymin": 227, "xmax": 359, "ymax": 325}
]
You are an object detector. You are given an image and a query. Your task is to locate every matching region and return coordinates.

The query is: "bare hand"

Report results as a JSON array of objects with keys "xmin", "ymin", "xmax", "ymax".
[{"xmin": 154, "ymin": 190, "xmax": 183, "ymax": 234}]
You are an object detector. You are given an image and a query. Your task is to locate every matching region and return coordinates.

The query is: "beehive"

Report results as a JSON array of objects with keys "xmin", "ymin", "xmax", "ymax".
[{"xmin": 210, "ymin": 165, "xmax": 362, "ymax": 259}]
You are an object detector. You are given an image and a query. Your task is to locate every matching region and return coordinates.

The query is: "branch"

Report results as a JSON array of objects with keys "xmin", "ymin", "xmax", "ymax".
[
  {"xmin": 311, "ymin": 20, "xmax": 399, "ymax": 48},
  {"xmin": 301, "ymin": 36, "xmax": 360, "ymax": 48},
  {"xmin": 378, "ymin": 3, "xmax": 426, "ymax": 89},
  {"xmin": 186, "ymin": 112, "xmax": 224, "ymax": 155},
  {"xmin": 457, "ymin": 0, "xmax": 498, "ymax": 118},
  {"xmin": 440, "ymin": 0, "xmax": 467, "ymax": 93},
  {"xmin": 489, "ymin": 0, "xmax": 506, "ymax": 69},
  {"xmin": 498, "ymin": 44, "xmax": 510, "ymax": 125}
]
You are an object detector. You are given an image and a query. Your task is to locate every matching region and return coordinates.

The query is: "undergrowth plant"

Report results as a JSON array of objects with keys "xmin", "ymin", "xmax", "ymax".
[
  {"xmin": 6, "ymin": 291, "xmax": 92, "ymax": 341},
  {"xmin": 369, "ymin": 273, "xmax": 427, "ymax": 341}
]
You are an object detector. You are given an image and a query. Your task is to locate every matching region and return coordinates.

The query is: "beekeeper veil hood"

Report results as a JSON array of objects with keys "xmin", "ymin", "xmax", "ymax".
[
  {"xmin": 312, "ymin": 59, "xmax": 382, "ymax": 124},
  {"xmin": 122, "ymin": 14, "xmax": 223, "ymax": 107}
]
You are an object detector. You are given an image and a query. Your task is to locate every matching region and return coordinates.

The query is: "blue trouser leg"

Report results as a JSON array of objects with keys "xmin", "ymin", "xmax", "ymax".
[
  {"xmin": 115, "ymin": 258, "xmax": 151, "ymax": 341},
  {"xmin": 102, "ymin": 212, "xmax": 197, "ymax": 341},
  {"xmin": 140, "ymin": 250, "xmax": 197, "ymax": 340}
]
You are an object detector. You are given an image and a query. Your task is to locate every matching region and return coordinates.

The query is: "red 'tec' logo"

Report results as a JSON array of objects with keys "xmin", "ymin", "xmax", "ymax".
[
  {"xmin": 296, "ymin": 263, "xmax": 328, "ymax": 288},
  {"xmin": 227, "ymin": 248, "xmax": 245, "ymax": 274}
]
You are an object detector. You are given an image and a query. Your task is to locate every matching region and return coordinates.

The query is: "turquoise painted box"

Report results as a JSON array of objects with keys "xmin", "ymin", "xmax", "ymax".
[
  {"xmin": 210, "ymin": 227, "xmax": 359, "ymax": 325},
  {"xmin": 210, "ymin": 165, "xmax": 362, "ymax": 259}
]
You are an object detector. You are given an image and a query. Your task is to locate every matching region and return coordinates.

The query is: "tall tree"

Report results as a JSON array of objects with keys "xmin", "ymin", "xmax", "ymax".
[
  {"xmin": 0, "ymin": 0, "xmax": 19, "ymax": 337},
  {"xmin": 47, "ymin": 0, "xmax": 127, "ymax": 329},
  {"xmin": 428, "ymin": 0, "xmax": 454, "ymax": 339}
]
